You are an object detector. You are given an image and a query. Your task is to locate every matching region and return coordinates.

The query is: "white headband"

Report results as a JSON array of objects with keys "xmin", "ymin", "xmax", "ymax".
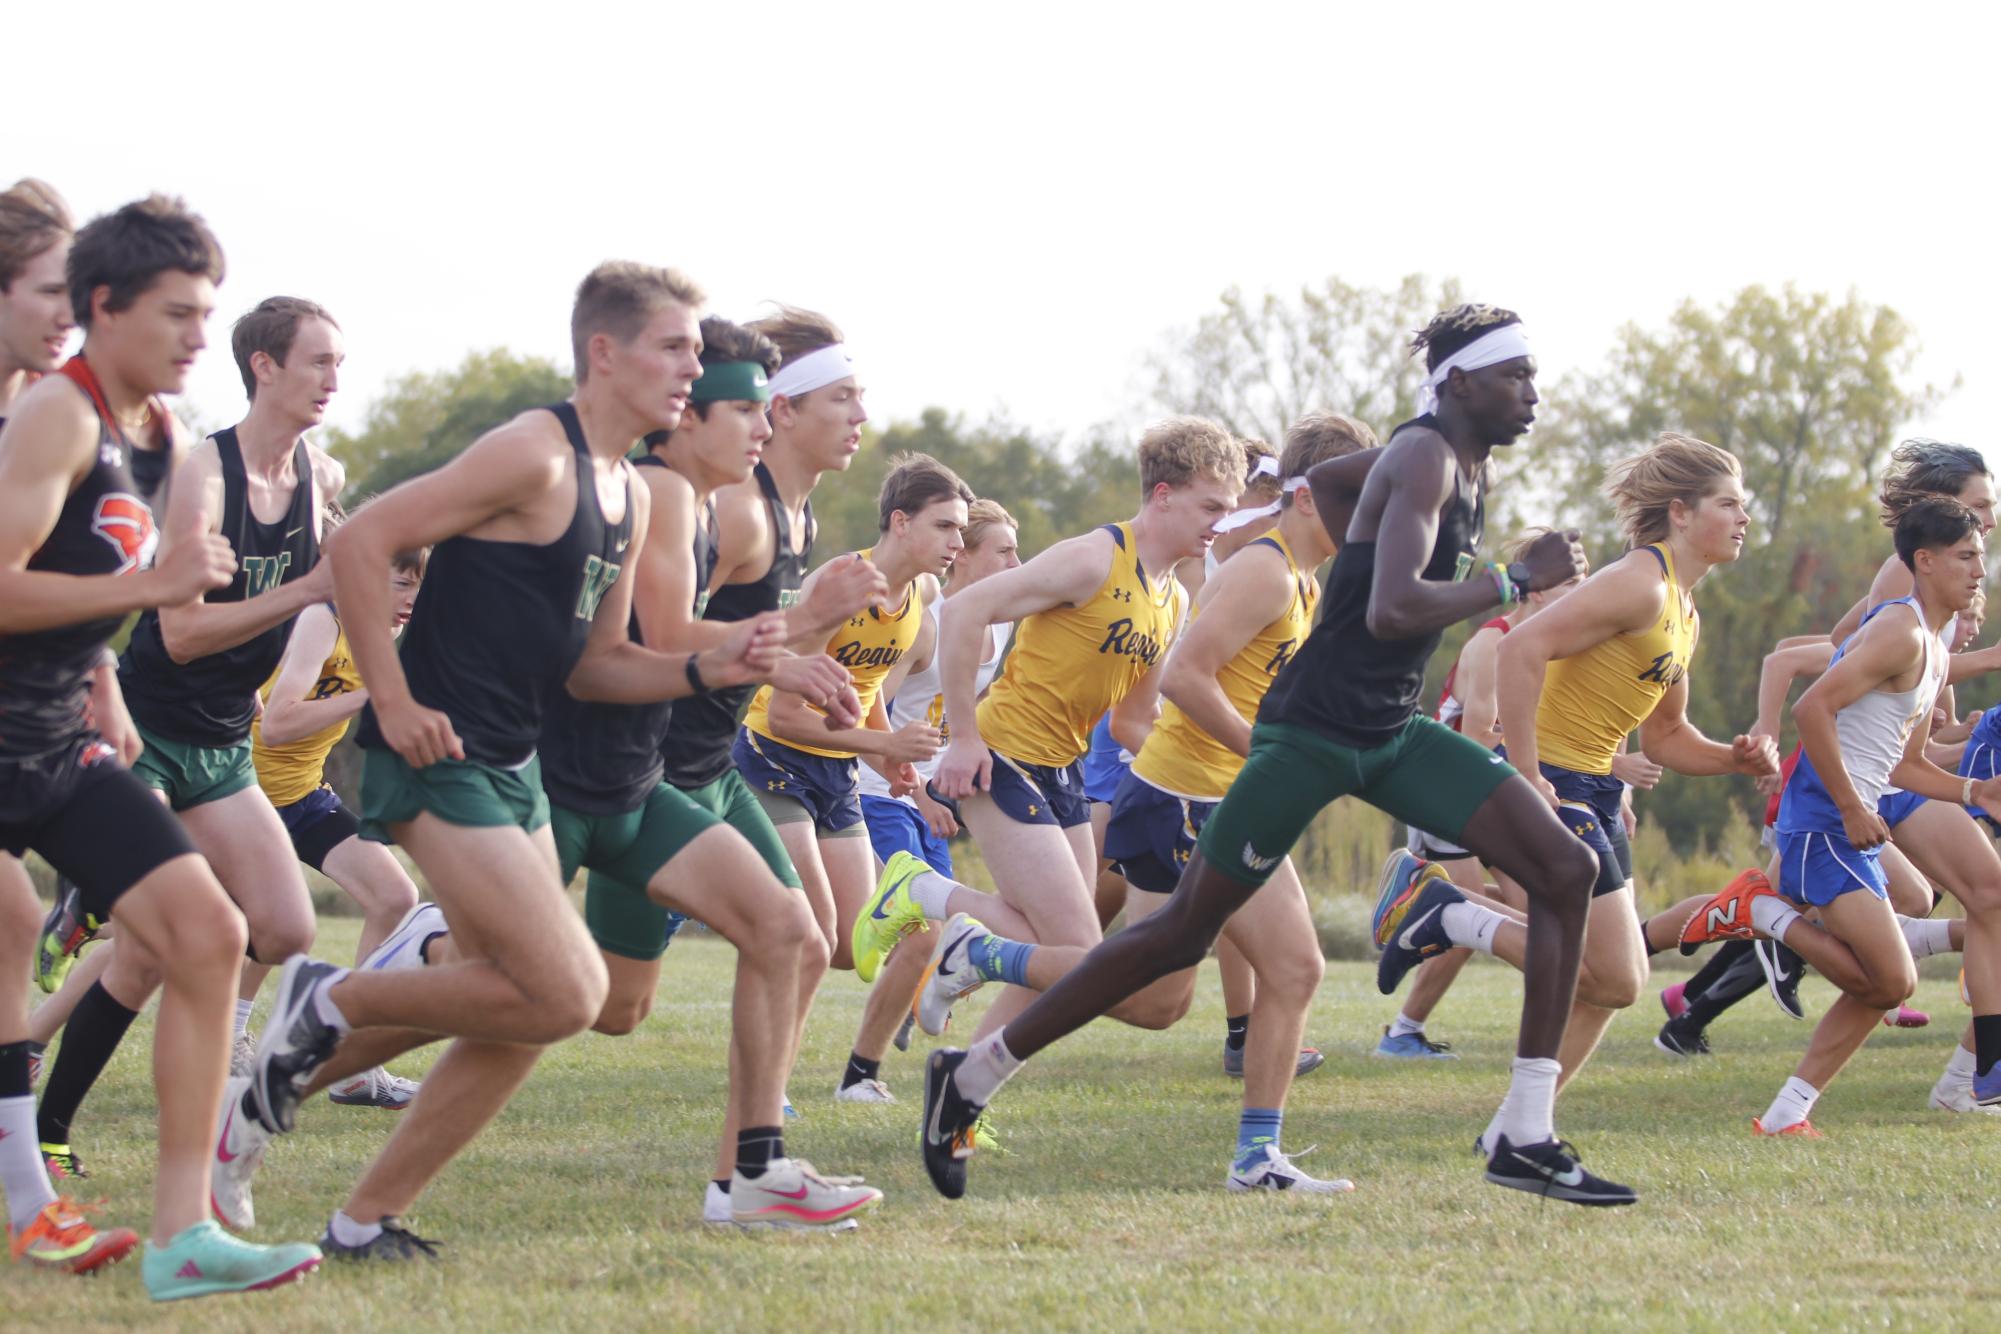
[
  {"xmin": 1214, "ymin": 475, "xmax": 1310, "ymax": 533},
  {"xmin": 1417, "ymin": 323, "xmax": 1532, "ymax": 415},
  {"xmin": 766, "ymin": 344, "xmax": 856, "ymax": 400}
]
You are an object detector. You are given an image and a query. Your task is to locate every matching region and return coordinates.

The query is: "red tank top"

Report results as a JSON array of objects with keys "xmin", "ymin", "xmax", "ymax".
[{"xmin": 1436, "ymin": 617, "xmax": 1514, "ymax": 733}]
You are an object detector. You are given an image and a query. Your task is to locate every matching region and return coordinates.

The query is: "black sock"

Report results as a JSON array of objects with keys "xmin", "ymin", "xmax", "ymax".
[
  {"xmin": 0, "ymin": 1040, "xmax": 30, "ymax": 1099},
  {"xmin": 1683, "ymin": 949, "xmax": 1767, "ymax": 1030},
  {"xmin": 1974, "ymin": 1015, "xmax": 2001, "ymax": 1079},
  {"xmin": 736, "ymin": 1126, "xmax": 784, "ymax": 1178},
  {"xmin": 841, "ymin": 1053, "xmax": 880, "ymax": 1089},
  {"xmin": 1683, "ymin": 939, "xmax": 1753, "ymax": 1002},
  {"xmin": 1224, "ymin": 1014, "xmax": 1249, "ymax": 1052},
  {"xmin": 36, "ymin": 983, "xmax": 139, "ymax": 1146},
  {"xmin": 712, "ymin": 1178, "xmax": 731, "ymax": 1194}
]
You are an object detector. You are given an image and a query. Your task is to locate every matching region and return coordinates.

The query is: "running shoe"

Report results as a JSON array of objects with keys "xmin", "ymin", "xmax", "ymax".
[
  {"xmin": 1750, "ymin": 1117, "xmax": 1823, "ymax": 1139},
  {"xmin": 362, "ymin": 901, "xmax": 447, "ymax": 972},
  {"xmin": 729, "ymin": 1159, "xmax": 881, "ymax": 1230},
  {"xmin": 8, "ymin": 1197, "xmax": 138, "ymax": 1274},
  {"xmin": 1223, "ymin": 1040, "xmax": 1330, "ymax": 1076},
  {"xmin": 1972, "ymin": 1062, "xmax": 2001, "ymax": 1107},
  {"xmin": 834, "ymin": 1077, "xmax": 896, "ymax": 1104},
  {"xmin": 1678, "ymin": 867, "xmax": 1775, "ymax": 955},
  {"xmin": 1653, "ymin": 1013, "xmax": 1712, "ymax": 1058},
  {"xmin": 1884, "ymin": 1004, "xmax": 1931, "ymax": 1029},
  {"xmin": 1659, "ymin": 980, "xmax": 1689, "ymax": 1020},
  {"xmin": 252, "ymin": 956, "xmax": 349, "ymax": 1134},
  {"xmin": 920, "ymin": 1048, "xmax": 984, "ymax": 1200},
  {"xmin": 1483, "ymin": 1135, "xmax": 1637, "ymax": 1206},
  {"xmin": 1227, "ymin": 1144, "xmax": 1355, "ymax": 1194},
  {"xmin": 893, "ymin": 1009, "xmax": 918, "ymax": 1053},
  {"xmin": 1929, "ymin": 1075, "xmax": 2001, "ymax": 1114},
  {"xmin": 852, "ymin": 851, "xmax": 931, "ymax": 984},
  {"xmin": 918, "ymin": 913, "xmax": 989, "ymax": 1036},
  {"xmin": 319, "ymin": 1217, "xmax": 440, "ymax": 1262},
  {"xmin": 1752, "ymin": 936, "xmax": 1807, "ymax": 1020},
  {"xmin": 41, "ymin": 1144, "xmax": 87, "ymax": 1181},
  {"xmin": 329, "ymin": 1067, "xmax": 420, "ymax": 1109},
  {"xmin": 141, "ymin": 1221, "xmax": 320, "ymax": 1301},
  {"xmin": 34, "ymin": 879, "xmax": 98, "ymax": 995},
  {"xmin": 1373, "ymin": 1027, "xmax": 1458, "ymax": 1060},
  {"xmin": 230, "ymin": 1032, "xmax": 257, "ymax": 1079},
  {"xmin": 702, "ymin": 1180, "xmax": 732, "ymax": 1226},
  {"xmin": 1374, "ymin": 871, "xmax": 1461, "ymax": 996},
  {"xmin": 1369, "ymin": 849, "xmax": 1425, "ymax": 946},
  {"xmin": 212, "ymin": 1076, "xmax": 272, "ymax": 1232}
]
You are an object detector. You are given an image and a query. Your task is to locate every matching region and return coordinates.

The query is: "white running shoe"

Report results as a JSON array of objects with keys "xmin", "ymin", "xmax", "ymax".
[
  {"xmin": 211, "ymin": 1075, "xmax": 273, "ymax": 1231},
  {"xmin": 918, "ymin": 913, "xmax": 989, "ymax": 1037},
  {"xmin": 364, "ymin": 902, "xmax": 447, "ymax": 972},
  {"xmin": 702, "ymin": 1180, "xmax": 732, "ymax": 1225},
  {"xmin": 729, "ymin": 1158, "xmax": 879, "ymax": 1230},
  {"xmin": 329, "ymin": 1067, "xmax": 421, "ymax": 1109},
  {"xmin": 1226, "ymin": 1144, "xmax": 1356, "ymax": 1194},
  {"xmin": 834, "ymin": 1077, "xmax": 896, "ymax": 1104},
  {"xmin": 229, "ymin": 1031, "xmax": 257, "ymax": 1079},
  {"xmin": 1929, "ymin": 1078, "xmax": 2001, "ymax": 1114}
]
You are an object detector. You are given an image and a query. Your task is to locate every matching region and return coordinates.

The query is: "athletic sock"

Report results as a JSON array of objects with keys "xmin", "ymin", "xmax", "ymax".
[
  {"xmin": 328, "ymin": 1209, "xmax": 383, "ymax": 1248},
  {"xmin": 1760, "ymin": 1075, "xmax": 1820, "ymax": 1132},
  {"xmin": 840, "ymin": 1053, "xmax": 881, "ymax": 1089},
  {"xmin": 1973, "ymin": 1016, "xmax": 2001, "ymax": 1079},
  {"xmin": 735, "ymin": 1126, "xmax": 783, "ymax": 1179},
  {"xmin": 910, "ymin": 869, "xmax": 959, "ymax": 921},
  {"xmin": 1387, "ymin": 1012, "xmax": 1426, "ymax": 1040},
  {"xmin": 1684, "ymin": 938, "xmax": 1753, "ymax": 1002},
  {"xmin": 1440, "ymin": 900, "xmax": 1503, "ymax": 955},
  {"xmin": 1224, "ymin": 1014, "xmax": 1250, "ymax": 1052},
  {"xmin": 0, "ymin": 1043, "xmax": 57, "ymax": 1231},
  {"xmin": 970, "ymin": 931, "xmax": 1035, "ymax": 986},
  {"xmin": 711, "ymin": 1178, "xmax": 731, "ymax": 1194},
  {"xmin": 233, "ymin": 998, "xmax": 255, "ymax": 1041},
  {"xmin": 1944, "ymin": 1041, "xmax": 1978, "ymax": 1089},
  {"xmin": 35, "ymin": 982, "xmax": 139, "ymax": 1148},
  {"xmin": 1751, "ymin": 895, "xmax": 1802, "ymax": 942},
  {"xmin": 1686, "ymin": 947, "xmax": 1768, "ymax": 1027},
  {"xmin": 1496, "ymin": 1056, "xmax": 1560, "ymax": 1148},
  {"xmin": 313, "ymin": 969, "xmax": 354, "ymax": 1035},
  {"xmin": 1234, "ymin": 1107, "xmax": 1282, "ymax": 1170},
  {"xmin": 955, "ymin": 1030, "xmax": 1025, "ymax": 1105},
  {"xmin": 1899, "ymin": 915, "xmax": 1957, "ymax": 961}
]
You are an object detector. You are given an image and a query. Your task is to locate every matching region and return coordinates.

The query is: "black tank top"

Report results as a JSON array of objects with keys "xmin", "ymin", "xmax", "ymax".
[
  {"xmin": 539, "ymin": 457, "xmax": 718, "ymax": 814},
  {"xmin": 0, "ymin": 375, "xmax": 161, "ymax": 759},
  {"xmin": 120, "ymin": 428, "xmax": 321, "ymax": 746},
  {"xmin": 658, "ymin": 461, "xmax": 813, "ymax": 789},
  {"xmin": 1260, "ymin": 415, "xmax": 1486, "ymax": 749},
  {"xmin": 356, "ymin": 402, "xmax": 634, "ymax": 768}
]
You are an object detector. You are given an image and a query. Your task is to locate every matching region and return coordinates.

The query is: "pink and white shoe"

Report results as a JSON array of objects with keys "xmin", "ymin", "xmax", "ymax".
[
  {"xmin": 1660, "ymin": 981, "xmax": 1689, "ymax": 1020},
  {"xmin": 1884, "ymin": 1004, "xmax": 1931, "ymax": 1029}
]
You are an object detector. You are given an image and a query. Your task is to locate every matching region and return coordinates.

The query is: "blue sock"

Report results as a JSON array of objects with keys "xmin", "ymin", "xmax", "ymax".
[
  {"xmin": 1235, "ymin": 1107, "xmax": 1282, "ymax": 1169},
  {"xmin": 971, "ymin": 933, "xmax": 1035, "ymax": 987}
]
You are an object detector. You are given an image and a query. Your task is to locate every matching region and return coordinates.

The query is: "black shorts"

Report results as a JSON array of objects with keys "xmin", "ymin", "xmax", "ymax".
[
  {"xmin": 0, "ymin": 737, "xmax": 197, "ymax": 920},
  {"xmin": 276, "ymin": 784, "xmax": 360, "ymax": 872}
]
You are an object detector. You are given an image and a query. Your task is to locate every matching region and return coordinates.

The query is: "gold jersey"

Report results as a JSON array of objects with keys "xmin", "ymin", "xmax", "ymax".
[
  {"xmin": 252, "ymin": 613, "xmax": 362, "ymax": 807},
  {"xmin": 1538, "ymin": 543, "xmax": 1696, "ymax": 775}
]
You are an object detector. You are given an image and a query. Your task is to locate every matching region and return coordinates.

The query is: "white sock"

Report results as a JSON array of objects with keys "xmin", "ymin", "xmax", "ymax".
[
  {"xmin": 1760, "ymin": 1075, "xmax": 1820, "ymax": 1132},
  {"xmin": 910, "ymin": 870, "xmax": 959, "ymax": 921},
  {"xmin": 1898, "ymin": 915, "xmax": 1957, "ymax": 961},
  {"xmin": 1478, "ymin": 1094, "xmax": 1510, "ymax": 1158},
  {"xmin": 1388, "ymin": 1012, "xmax": 1426, "ymax": 1040},
  {"xmin": 1440, "ymin": 900, "xmax": 1504, "ymax": 955},
  {"xmin": 1495, "ymin": 1056, "xmax": 1561, "ymax": 1148},
  {"xmin": 314, "ymin": 969, "xmax": 354, "ymax": 1035},
  {"xmin": 0, "ymin": 1094, "xmax": 57, "ymax": 1231},
  {"xmin": 327, "ymin": 1209, "xmax": 383, "ymax": 1247},
  {"xmin": 233, "ymin": 998, "xmax": 255, "ymax": 1040},
  {"xmin": 1750, "ymin": 895, "xmax": 1802, "ymax": 942},
  {"xmin": 953, "ymin": 1030, "xmax": 1025, "ymax": 1105},
  {"xmin": 1944, "ymin": 1042, "xmax": 1978, "ymax": 1088}
]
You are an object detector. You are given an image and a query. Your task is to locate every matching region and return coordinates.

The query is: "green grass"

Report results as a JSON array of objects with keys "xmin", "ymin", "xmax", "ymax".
[{"xmin": 11, "ymin": 920, "xmax": 1995, "ymax": 1331}]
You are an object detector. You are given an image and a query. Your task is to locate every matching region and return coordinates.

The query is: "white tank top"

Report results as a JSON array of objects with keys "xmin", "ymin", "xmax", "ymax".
[
  {"xmin": 855, "ymin": 607, "xmax": 1010, "ymax": 800},
  {"xmin": 1832, "ymin": 599, "xmax": 1946, "ymax": 812}
]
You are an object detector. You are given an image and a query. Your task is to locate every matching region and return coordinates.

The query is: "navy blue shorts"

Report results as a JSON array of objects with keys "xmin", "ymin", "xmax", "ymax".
[
  {"xmin": 1102, "ymin": 771, "xmax": 1213, "ymax": 893},
  {"xmin": 987, "ymin": 750, "xmax": 1091, "ymax": 829},
  {"xmin": 862, "ymin": 794, "xmax": 954, "ymax": 876},
  {"xmin": 1778, "ymin": 828, "xmax": 1888, "ymax": 906},
  {"xmin": 1529, "ymin": 758, "xmax": 1630, "ymax": 898},
  {"xmin": 731, "ymin": 730, "xmax": 864, "ymax": 834},
  {"xmin": 276, "ymin": 783, "xmax": 360, "ymax": 872},
  {"xmin": 1081, "ymin": 717, "xmax": 1131, "ymax": 805}
]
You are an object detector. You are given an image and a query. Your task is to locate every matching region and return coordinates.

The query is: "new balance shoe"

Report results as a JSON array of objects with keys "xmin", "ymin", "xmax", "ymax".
[
  {"xmin": 729, "ymin": 1159, "xmax": 880, "ymax": 1230},
  {"xmin": 1752, "ymin": 936, "xmax": 1807, "ymax": 1020},
  {"xmin": 8, "ymin": 1197, "xmax": 138, "ymax": 1274},
  {"xmin": 1375, "ymin": 871, "xmax": 1462, "ymax": 996},
  {"xmin": 252, "ymin": 956, "xmax": 349, "ymax": 1134},
  {"xmin": 1884, "ymin": 1004, "xmax": 1931, "ymax": 1029},
  {"xmin": 141, "ymin": 1221, "xmax": 320, "ymax": 1301},
  {"xmin": 1750, "ymin": 1117, "xmax": 1823, "ymax": 1139},
  {"xmin": 834, "ymin": 1077, "xmax": 896, "ymax": 1104},
  {"xmin": 362, "ymin": 901, "xmax": 447, "ymax": 972},
  {"xmin": 921, "ymin": 1048, "xmax": 984, "ymax": 1200},
  {"xmin": 329, "ymin": 1067, "xmax": 421, "ymax": 1109},
  {"xmin": 1929, "ymin": 1075, "xmax": 2001, "ymax": 1114},
  {"xmin": 1678, "ymin": 867, "xmax": 1774, "ymax": 955},
  {"xmin": 1374, "ymin": 1027, "xmax": 1458, "ymax": 1060},
  {"xmin": 1227, "ymin": 1144, "xmax": 1355, "ymax": 1194},
  {"xmin": 229, "ymin": 1031, "xmax": 257, "ymax": 1079},
  {"xmin": 1659, "ymin": 980, "xmax": 1688, "ymax": 1020},
  {"xmin": 320, "ymin": 1217, "xmax": 440, "ymax": 1262},
  {"xmin": 34, "ymin": 877, "xmax": 97, "ymax": 994},
  {"xmin": 1653, "ymin": 1013, "xmax": 1712, "ymax": 1058},
  {"xmin": 1483, "ymin": 1135, "xmax": 1637, "ymax": 1206},
  {"xmin": 918, "ymin": 913, "xmax": 989, "ymax": 1036},
  {"xmin": 212, "ymin": 1076, "xmax": 272, "ymax": 1232},
  {"xmin": 1223, "ymin": 1041, "xmax": 1329, "ymax": 1076},
  {"xmin": 852, "ymin": 851, "xmax": 931, "ymax": 984},
  {"xmin": 1369, "ymin": 849, "xmax": 1425, "ymax": 946}
]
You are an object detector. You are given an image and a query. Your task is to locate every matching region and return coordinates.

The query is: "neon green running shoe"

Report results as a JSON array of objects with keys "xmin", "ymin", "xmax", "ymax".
[
  {"xmin": 914, "ymin": 1105, "xmax": 1005, "ymax": 1154},
  {"xmin": 142, "ymin": 1221, "xmax": 321, "ymax": 1302},
  {"xmin": 851, "ymin": 850, "xmax": 932, "ymax": 983}
]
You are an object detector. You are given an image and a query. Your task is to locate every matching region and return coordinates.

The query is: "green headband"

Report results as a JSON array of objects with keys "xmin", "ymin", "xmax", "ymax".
[{"xmin": 688, "ymin": 360, "xmax": 771, "ymax": 404}]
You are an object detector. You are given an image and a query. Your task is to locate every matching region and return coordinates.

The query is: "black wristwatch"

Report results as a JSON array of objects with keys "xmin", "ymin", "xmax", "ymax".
[
  {"xmin": 684, "ymin": 655, "xmax": 710, "ymax": 696},
  {"xmin": 1506, "ymin": 561, "xmax": 1534, "ymax": 595}
]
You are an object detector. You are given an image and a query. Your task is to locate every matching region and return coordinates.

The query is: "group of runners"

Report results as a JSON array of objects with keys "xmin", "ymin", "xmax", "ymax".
[{"xmin": 0, "ymin": 179, "xmax": 1995, "ymax": 1299}]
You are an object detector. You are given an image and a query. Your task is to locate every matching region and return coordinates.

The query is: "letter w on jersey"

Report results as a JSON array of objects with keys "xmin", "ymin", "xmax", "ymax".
[{"xmin": 575, "ymin": 555, "xmax": 622, "ymax": 620}]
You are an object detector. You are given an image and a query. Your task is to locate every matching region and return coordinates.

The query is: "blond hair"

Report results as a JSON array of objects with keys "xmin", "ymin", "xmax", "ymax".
[
  {"xmin": 570, "ymin": 262, "xmax": 703, "ymax": 383},
  {"xmin": 0, "ymin": 178, "xmax": 72, "ymax": 292},
  {"xmin": 1138, "ymin": 416, "xmax": 1244, "ymax": 498},
  {"xmin": 965, "ymin": 497, "xmax": 1017, "ymax": 551},
  {"xmin": 1603, "ymin": 432, "xmax": 1742, "ymax": 547},
  {"xmin": 1237, "ymin": 437, "xmax": 1280, "ymax": 506},
  {"xmin": 750, "ymin": 304, "xmax": 843, "ymax": 368},
  {"xmin": 1279, "ymin": 413, "xmax": 1376, "ymax": 505}
]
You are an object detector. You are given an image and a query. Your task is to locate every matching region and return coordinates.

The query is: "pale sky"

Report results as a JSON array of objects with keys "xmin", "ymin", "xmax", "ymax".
[{"xmin": 12, "ymin": 2, "xmax": 1995, "ymax": 461}]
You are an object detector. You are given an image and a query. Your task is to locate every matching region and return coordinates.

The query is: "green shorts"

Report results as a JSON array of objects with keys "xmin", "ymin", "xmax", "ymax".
[
  {"xmin": 583, "ymin": 770, "xmax": 802, "ymax": 962},
  {"xmin": 1197, "ymin": 716, "xmax": 1515, "ymax": 888},
  {"xmin": 357, "ymin": 747, "xmax": 550, "ymax": 844},
  {"xmin": 129, "ymin": 724, "xmax": 258, "ymax": 812}
]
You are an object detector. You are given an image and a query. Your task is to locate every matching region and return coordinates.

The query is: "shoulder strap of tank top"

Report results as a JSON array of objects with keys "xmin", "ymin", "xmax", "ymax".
[
  {"xmin": 289, "ymin": 438, "xmax": 318, "ymax": 527},
  {"xmin": 58, "ymin": 356, "xmax": 126, "ymax": 447},
  {"xmin": 545, "ymin": 402, "xmax": 589, "ymax": 457},
  {"xmin": 214, "ymin": 427, "xmax": 247, "ymax": 538},
  {"xmin": 752, "ymin": 462, "xmax": 798, "ymax": 557}
]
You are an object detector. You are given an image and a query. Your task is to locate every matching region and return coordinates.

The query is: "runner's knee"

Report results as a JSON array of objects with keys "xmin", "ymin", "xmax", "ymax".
[
  {"xmin": 528, "ymin": 954, "xmax": 611, "ymax": 1042},
  {"xmin": 592, "ymin": 990, "xmax": 652, "ymax": 1036},
  {"xmin": 1256, "ymin": 946, "xmax": 1325, "ymax": 1010}
]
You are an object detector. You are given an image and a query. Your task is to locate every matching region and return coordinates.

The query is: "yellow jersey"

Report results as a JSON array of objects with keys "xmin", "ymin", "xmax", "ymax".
[
  {"xmin": 252, "ymin": 613, "xmax": 363, "ymax": 807},
  {"xmin": 742, "ymin": 550, "xmax": 924, "ymax": 759},
  {"xmin": 1134, "ymin": 530, "xmax": 1317, "ymax": 800},
  {"xmin": 978, "ymin": 522, "xmax": 1186, "ymax": 768},
  {"xmin": 1537, "ymin": 543, "xmax": 1696, "ymax": 775}
]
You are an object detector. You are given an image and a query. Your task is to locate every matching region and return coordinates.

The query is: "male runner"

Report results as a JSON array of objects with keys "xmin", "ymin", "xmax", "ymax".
[
  {"xmin": 0, "ymin": 193, "xmax": 321, "ymax": 1295},
  {"xmin": 920, "ymin": 306, "xmax": 1631, "ymax": 1205}
]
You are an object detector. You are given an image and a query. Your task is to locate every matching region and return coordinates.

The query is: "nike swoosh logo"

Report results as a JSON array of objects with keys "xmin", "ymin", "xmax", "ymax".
[
  {"xmin": 1521, "ymin": 1155, "xmax": 1584, "ymax": 1187},
  {"xmin": 926, "ymin": 1078, "xmax": 950, "ymax": 1147},
  {"xmin": 1769, "ymin": 958, "xmax": 1794, "ymax": 982},
  {"xmin": 869, "ymin": 896, "xmax": 895, "ymax": 921},
  {"xmin": 762, "ymin": 1183, "xmax": 810, "ymax": 1200},
  {"xmin": 1396, "ymin": 905, "xmax": 1442, "ymax": 951},
  {"xmin": 217, "ymin": 1107, "xmax": 239, "ymax": 1163},
  {"xmin": 283, "ymin": 526, "xmax": 304, "ymax": 541}
]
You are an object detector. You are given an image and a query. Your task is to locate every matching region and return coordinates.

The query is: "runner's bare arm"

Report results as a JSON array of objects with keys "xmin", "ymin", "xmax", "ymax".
[
  {"xmin": 1158, "ymin": 544, "xmax": 1291, "ymax": 760},
  {"xmin": 1755, "ymin": 641, "xmax": 1836, "ymax": 739},
  {"xmin": 259, "ymin": 603, "xmax": 366, "ymax": 746},
  {"xmin": 1642, "ymin": 669, "xmax": 1776, "ymax": 777},
  {"xmin": 1304, "ymin": 446, "xmax": 1384, "ymax": 548},
  {"xmin": 1450, "ymin": 624, "xmax": 1510, "ymax": 750}
]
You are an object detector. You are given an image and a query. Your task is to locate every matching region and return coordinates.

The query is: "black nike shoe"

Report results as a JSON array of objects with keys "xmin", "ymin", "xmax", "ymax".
[
  {"xmin": 1754, "ymin": 937, "xmax": 1807, "ymax": 1021},
  {"xmin": 252, "ymin": 956, "xmax": 348, "ymax": 1134},
  {"xmin": 1653, "ymin": 1012, "xmax": 1712, "ymax": 1058},
  {"xmin": 1484, "ymin": 1135, "xmax": 1637, "ymax": 1206},
  {"xmin": 321, "ymin": 1216, "xmax": 441, "ymax": 1262},
  {"xmin": 921, "ymin": 1048, "xmax": 983, "ymax": 1200}
]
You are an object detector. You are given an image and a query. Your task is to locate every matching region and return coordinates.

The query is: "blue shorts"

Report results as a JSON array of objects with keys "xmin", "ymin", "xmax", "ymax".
[
  {"xmin": 731, "ymin": 730, "xmax": 864, "ymax": 834},
  {"xmin": 862, "ymin": 794, "xmax": 954, "ymax": 876},
  {"xmin": 1081, "ymin": 717, "xmax": 1131, "ymax": 805},
  {"xmin": 275, "ymin": 783, "xmax": 359, "ymax": 872},
  {"xmin": 1102, "ymin": 772, "xmax": 1213, "ymax": 893},
  {"xmin": 1498, "ymin": 753, "xmax": 1629, "ymax": 897},
  {"xmin": 1778, "ymin": 828, "xmax": 1888, "ymax": 906},
  {"xmin": 986, "ymin": 750, "xmax": 1091, "ymax": 829},
  {"xmin": 1959, "ymin": 741, "xmax": 2001, "ymax": 834},
  {"xmin": 1877, "ymin": 787, "xmax": 1926, "ymax": 830}
]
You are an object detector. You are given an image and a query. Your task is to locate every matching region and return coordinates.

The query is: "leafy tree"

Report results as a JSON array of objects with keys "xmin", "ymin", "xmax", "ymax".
[{"xmin": 327, "ymin": 348, "xmax": 571, "ymax": 497}]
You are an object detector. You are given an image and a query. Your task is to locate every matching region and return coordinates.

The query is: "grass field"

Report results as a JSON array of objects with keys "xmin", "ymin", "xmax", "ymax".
[{"xmin": 10, "ymin": 918, "xmax": 1995, "ymax": 1332}]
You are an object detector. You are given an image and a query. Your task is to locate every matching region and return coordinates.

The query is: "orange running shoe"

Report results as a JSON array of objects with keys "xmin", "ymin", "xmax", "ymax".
[
  {"xmin": 8, "ymin": 1196, "xmax": 139, "ymax": 1273},
  {"xmin": 1750, "ymin": 1117, "xmax": 1823, "ymax": 1139},
  {"xmin": 1679, "ymin": 868, "xmax": 1777, "ymax": 956}
]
